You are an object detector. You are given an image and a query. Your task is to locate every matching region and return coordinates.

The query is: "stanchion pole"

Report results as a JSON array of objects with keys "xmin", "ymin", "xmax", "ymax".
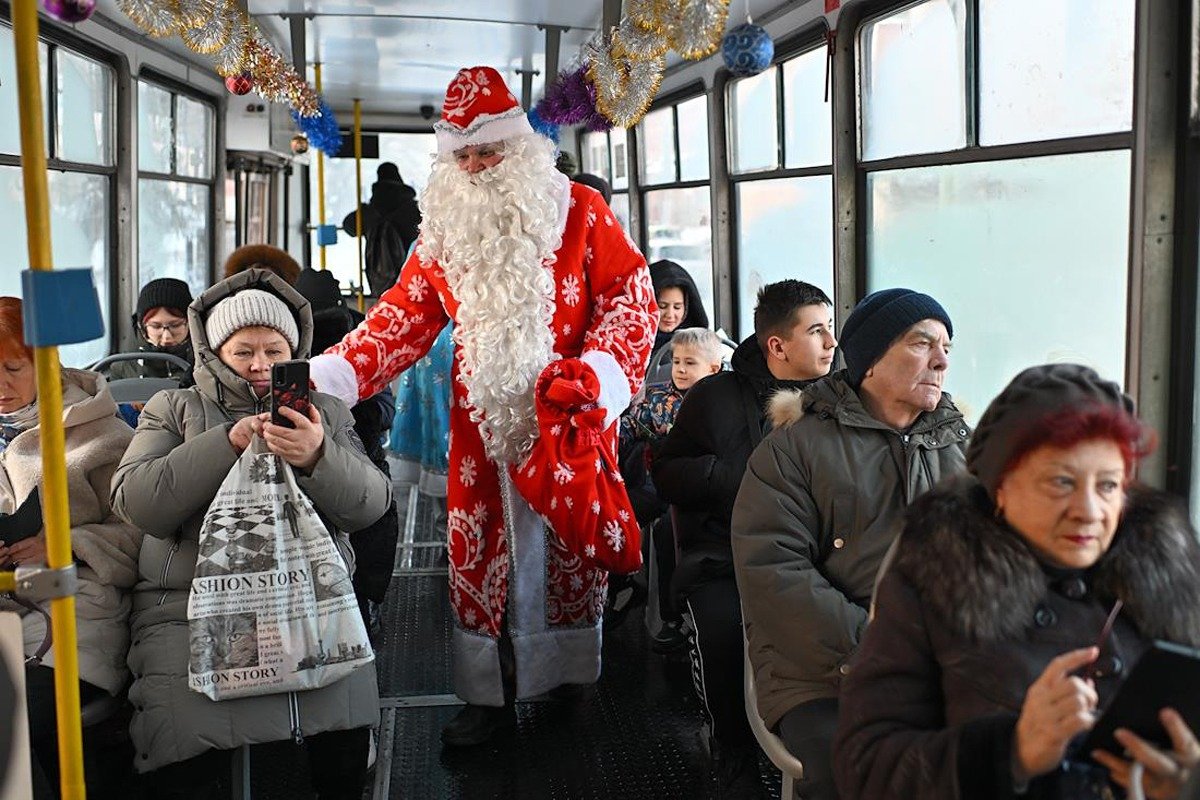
[
  {"xmin": 353, "ymin": 97, "xmax": 364, "ymax": 312},
  {"xmin": 12, "ymin": 1, "xmax": 86, "ymax": 797},
  {"xmin": 315, "ymin": 62, "xmax": 328, "ymax": 270}
]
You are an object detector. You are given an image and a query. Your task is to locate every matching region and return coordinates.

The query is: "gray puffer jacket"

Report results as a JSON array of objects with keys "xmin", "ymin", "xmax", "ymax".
[
  {"xmin": 111, "ymin": 269, "xmax": 390, "ymax": 772},
  {"xmin": 731, "ymin": 370, "xmax": 969, "ymax": 728}
]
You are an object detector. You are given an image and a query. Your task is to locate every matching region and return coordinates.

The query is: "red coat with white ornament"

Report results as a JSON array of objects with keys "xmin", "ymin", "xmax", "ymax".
[{"xmin": 312, "ymin": 182, "xmax": 656, "ymax": 703}]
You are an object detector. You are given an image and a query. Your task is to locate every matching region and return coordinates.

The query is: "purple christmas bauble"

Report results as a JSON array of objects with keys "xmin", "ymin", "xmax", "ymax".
[
  {"xmin": 722, "ymin": 23, "xmax": 774, "ymax": 78},
  {"xmin": 42, "ymin": 0, "xmax": 96, "ymax": 23}
]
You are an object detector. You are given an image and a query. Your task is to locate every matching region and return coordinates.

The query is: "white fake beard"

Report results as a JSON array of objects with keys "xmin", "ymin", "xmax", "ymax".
[{"xmin": 417, "ymin": 135, "xmax": 565, "ymax": 464}]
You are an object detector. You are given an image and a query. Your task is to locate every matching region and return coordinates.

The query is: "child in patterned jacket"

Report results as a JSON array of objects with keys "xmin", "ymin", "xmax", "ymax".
[{"xmin": 613, "ymin": 328, "xmax": 723, "ymax": 639}]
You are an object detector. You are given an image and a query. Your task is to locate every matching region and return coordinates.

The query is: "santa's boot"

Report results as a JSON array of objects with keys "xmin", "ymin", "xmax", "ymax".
[{"xmin": 440, "ymin": 703, "xmax": 516, "ymax": 747}]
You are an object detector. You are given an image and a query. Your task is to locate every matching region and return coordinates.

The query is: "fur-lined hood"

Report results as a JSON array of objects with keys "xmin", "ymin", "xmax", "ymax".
[
  {"xmin": 896, "ymin": 474, "xmax": 1200, "ymax": 647},
  {"xmin": 768, "ymin": 370, "xmax": 966, "ymax": 436}
]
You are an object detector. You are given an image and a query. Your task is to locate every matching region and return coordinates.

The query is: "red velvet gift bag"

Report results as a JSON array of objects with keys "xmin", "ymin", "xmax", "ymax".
[{"xmin": 510, "ymin": 359, "xmax": 642, "ymax": 575}]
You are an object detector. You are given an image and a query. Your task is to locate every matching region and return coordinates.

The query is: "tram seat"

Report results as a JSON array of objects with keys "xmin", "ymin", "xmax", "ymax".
[
  {"xmin": 89, "ymin": 352, "xmax": 191, "ymax": 405},
  {"xmin": 743, "ymin": 623, "xmax": 805, "ymax": 799}
]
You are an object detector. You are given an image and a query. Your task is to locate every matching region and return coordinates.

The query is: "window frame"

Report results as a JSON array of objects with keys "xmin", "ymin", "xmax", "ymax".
[
  {"xmin": 853, "ymin": 0, "xmax": 1136, "ymax": 294},
  {"xmin": 724, "ymin": 31, "xmax": 838, "ymax": 336},
  {"xmin": 0, "ymin": 19, "xmax": 121, "ymax": 363},
  {"xmin": 633, "ymin": 85, "xmax": 715, "ymax": 327},
  {"xmin": 136, "ymin": 70, "xmax": 218, "ymax": 295},
  {"xmin": 576, "ymin": 127, "xmax": 632, "ymax": 231}
]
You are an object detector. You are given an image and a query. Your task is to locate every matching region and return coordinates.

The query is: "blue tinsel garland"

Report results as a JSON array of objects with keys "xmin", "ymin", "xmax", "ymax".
[
  {"xmin": 291, "ymin": 98, "xmax": 342, "ymax": 156},
  {"xmin": 527, "ymin": 107, "xmax": 560, "ymax": 144}
]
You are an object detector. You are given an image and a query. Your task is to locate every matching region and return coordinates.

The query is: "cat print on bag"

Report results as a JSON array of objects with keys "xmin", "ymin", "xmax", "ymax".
[{"xmin": 190, "ymin": 613, "xmax": 260, "ymax": 673}]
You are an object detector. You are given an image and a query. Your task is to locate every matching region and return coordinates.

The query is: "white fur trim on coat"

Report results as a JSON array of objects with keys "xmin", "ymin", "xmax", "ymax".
[
  {"xmin": 581, "ymin": 350, "xmax": 630, "ymax": 430},
  {"xmin": 434, "ymin": 109, "xmax": 536, "ymax": 155},
  {"xmin": 309, "ymin": 352, "xmax": 360, "ymax": 406}
]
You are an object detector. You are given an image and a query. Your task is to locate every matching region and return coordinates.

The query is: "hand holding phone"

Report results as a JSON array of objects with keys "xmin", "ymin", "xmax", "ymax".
[{"xmin": 270, "ymin": 360, "xmax": 310, "ymax": 429}]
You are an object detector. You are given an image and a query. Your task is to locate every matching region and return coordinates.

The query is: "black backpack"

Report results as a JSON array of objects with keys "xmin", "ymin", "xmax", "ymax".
[{"xmin": 364, "ymin": 216, "xmax": 408, "ymax": 296}]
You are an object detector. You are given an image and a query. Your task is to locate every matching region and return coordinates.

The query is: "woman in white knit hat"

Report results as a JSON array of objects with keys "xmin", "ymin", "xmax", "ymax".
[{"xmin": 111, "ymin": 269, "xmax": 390, "ymax": 799}]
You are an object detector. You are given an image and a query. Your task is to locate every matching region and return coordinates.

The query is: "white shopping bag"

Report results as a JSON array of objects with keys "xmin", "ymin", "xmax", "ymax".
[{"xmin": 186, "ymin": 436, "xmax": 373, "ymax": 701}]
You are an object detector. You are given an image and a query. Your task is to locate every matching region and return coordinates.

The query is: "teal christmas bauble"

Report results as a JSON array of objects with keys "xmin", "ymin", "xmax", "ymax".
[{"xmin": 722, "ymin": 23, "xmax": 774, "ymax": 77}]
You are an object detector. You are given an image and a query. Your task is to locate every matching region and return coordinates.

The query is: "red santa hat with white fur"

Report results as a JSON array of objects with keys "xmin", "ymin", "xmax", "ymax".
[{"xmin": 434, "ymin": 66, "xmax": 535, "ymax": 155}]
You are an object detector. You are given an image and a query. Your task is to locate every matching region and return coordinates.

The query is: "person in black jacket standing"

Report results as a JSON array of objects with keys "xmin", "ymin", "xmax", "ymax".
[
  {"xmin": 342, "ymin": 163, "xmax": 422, "ymax": 295},
  {"xmin": 653, "ymin": 280, "xmax": 837, "ymax": 799},
  {"xmin": 293, "ymin": 267, "xmax": 398, "ymax": 640}
]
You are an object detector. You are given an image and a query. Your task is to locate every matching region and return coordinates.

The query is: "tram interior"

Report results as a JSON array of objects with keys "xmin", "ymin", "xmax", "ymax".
[{"xmin": 2, "ymin": 0, "xmax": 1200, "ymax": 797}]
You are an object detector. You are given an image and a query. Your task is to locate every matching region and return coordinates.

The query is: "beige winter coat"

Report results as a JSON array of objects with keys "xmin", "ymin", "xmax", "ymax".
[
  {"xmin": 111, "ymin": 269, "xmax": 390, "ymax": 772},
  {"xmin": 0, "ymin": 368, "xmax": 141, "ymax": 695}
]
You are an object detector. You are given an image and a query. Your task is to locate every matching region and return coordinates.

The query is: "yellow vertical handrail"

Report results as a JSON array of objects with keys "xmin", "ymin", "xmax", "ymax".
[
  {"xmin": 353, "ymin": 97, "xmax": 364, "ymax": 312},
  {"xmin": 315, "ymin": 62, "xmax": 327, "ymax": 270},
  {"xmin": 12, "ymin": 1, "xmax": 86, "ymax": 797}
]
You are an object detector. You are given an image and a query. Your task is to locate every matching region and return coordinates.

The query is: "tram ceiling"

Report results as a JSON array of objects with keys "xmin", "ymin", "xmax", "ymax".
[{"xmin": 249, "ymin": 0, "xmax": 606, "ymax": 114}]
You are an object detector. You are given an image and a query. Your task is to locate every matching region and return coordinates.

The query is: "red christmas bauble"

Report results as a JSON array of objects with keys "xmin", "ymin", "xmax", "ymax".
[
  {"xmin": 43, "ymin": 0, "xmax": 95, "ymax": 22},
  {"xmin": 225, "ymin": 74, "xmax": 253, "ymax": 96}
]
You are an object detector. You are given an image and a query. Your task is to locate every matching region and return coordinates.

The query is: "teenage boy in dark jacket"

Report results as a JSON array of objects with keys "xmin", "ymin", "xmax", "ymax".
[{"xmin": 653, "ymin": 280, "xmax": 837, "ymax": 799}]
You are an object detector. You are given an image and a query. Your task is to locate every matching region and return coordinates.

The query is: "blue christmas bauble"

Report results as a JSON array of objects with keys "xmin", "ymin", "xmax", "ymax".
[{"xmin": 722, "ymin": 23, "xmax": 774, "ymax": 78}]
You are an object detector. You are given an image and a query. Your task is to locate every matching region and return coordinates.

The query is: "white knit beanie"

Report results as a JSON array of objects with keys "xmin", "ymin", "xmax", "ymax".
[{"xmin": 204, "ymin": 289, "xmax": 299, "ymax": 350}]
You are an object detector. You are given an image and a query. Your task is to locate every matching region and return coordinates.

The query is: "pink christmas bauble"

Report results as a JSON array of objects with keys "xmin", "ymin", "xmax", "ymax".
[
  {"xmin": 225, "ymin": 74, "xmax": 254, "ymax": 96},
  {"xmin": 43, "ymin": 0, "xmax": 95, "ymax": 23}
]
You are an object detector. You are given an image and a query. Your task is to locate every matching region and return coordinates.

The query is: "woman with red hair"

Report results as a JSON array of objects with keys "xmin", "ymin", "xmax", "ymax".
[
  {"xmin": 834, "ymin": 363, "xmax": 1200, "ymax": 800},
  {"xmin": 0, "ymin": 296, "xmax": 142, "ymax": 796}
]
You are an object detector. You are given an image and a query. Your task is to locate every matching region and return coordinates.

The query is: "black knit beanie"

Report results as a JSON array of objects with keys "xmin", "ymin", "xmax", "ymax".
[
  {"xmin": 293, "ymin": 268, "xmax": 345, "ymax": 313},
  {"xmin": 135, "ymin": 278, "xmax": 193, "ymax": 322},
  {"xmin": 840, "ymin": 288, "xmax": 953, "ymax": 386},
  {"xmin": 966, "ymin": 363, "xmax": 1134, "ymax": 499}
]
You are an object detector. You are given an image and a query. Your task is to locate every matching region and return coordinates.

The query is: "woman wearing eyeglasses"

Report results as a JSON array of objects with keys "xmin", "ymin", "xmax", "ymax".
[
  {"xmin": 833, "ymin": 364, "xmax": 1200, "ymax": 800},
  {"xmin": 107, "ymin": 278, "xmax": 195, "ymax": 385}
]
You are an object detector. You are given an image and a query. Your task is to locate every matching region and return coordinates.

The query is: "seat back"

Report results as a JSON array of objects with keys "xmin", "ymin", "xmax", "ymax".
[
  {"xmin": 742, "ymin": 618, "xmax": 805, "ymax": 796},
  {"xmin": 91, "ymin": 352, "xmax": 191, "ymax": 405}
]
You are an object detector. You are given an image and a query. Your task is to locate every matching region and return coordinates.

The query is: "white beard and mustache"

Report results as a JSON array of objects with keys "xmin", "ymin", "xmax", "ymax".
[{"xmin": 416, "ymin": 134, "xmax": 567, "ymax": 465}]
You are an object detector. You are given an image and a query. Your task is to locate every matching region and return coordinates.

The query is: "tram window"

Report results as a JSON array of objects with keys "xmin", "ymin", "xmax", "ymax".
[
  {"xmin": 728, "ymin": 67, "xmax": 779, "ymax": 173},
  {"xmin": 137, "ymin": 80, "xmax": 215, "ymax": 296},
  {"xmin": 736, "ymin": 176, "xmax": 833, "ymax": 337},
  {"xmin": 866, "ymin": 150, "xmax": 1131, "ymax": 424},
  {"xmin": 783, "ymin": 48, "xmax": 832, "ymax": 169},
  {"xmin": 609, "ymin": 127, "xmax": 628, "ymax": 190},
  {"xmin": 581, "ymin": 131, "xmax": 611, "ymax": 181},
  {"xmin": 978, "ymin": 0, "xmax": 1135, "ymax": 146},
  {"xmin": 0, "ymin": 167, "xmax": 111, "ymax": 366},
  {"xmin": 677, "ymin": 95, "xmax": 710, "ymax": 181},
  {"xmin": 138, "ymin": 179, "xmax": 211, "ymax": 296},
  {"xmin": 55, "ymin": 49, "xmax": 113, "ymax": 166},
  {"xmin": 138, "ymin": 83, "xmax": 173, "ymax": 174},
  {"xmin": 609, "ymin": 193, "xmax": 630, "ymax": 232},
  {"xmin": 640, "ymin": 106, "xmax": 677, "ymax": 185},
  {"xmin": 176, "ymin": 95, "xmax": 214, "ymax": 179},
  {"xmin": 859, "ymin": 0, "xmax": 968, "ymax": 161},
  {"xmin": 309, "ymin": 132, "xmax": 437, "ymax": 291},
  {"xmin": 644, "ymin": 187, "xmax": 714, "ymax": 320},
  {"xmin": 0, "ymin": 26, "xmax": 48, "ymax": 156}
]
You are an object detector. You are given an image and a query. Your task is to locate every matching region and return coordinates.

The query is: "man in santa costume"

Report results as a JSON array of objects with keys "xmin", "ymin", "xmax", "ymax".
[{"xmin": 310, "ymin": 66, "xmax": 657, "ymax": 746}]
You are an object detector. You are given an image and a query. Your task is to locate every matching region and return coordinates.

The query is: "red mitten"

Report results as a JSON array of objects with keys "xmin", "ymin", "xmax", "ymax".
[{"xmin": 510, "ymin": 358, "xmax": 642, "ymax": 575}]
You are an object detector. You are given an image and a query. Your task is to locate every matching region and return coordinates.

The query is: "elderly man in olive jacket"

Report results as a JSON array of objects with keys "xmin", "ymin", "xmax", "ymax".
[{"xmin": 731, "ymin": 288, "xmax": 971, "ymax": 800}]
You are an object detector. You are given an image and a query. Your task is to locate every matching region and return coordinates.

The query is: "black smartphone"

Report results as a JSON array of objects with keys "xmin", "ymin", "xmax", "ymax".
[
  {"xmin": 0, "ymin": 487, "xmax": 41, "ymax": 548},
  {"xmin": 1082, "ymin": 640, "xmax": 1200, "ymax": 754},
  {"xmin": 270, "ymin": 360, "xmax": 310, "ymax": 429}
]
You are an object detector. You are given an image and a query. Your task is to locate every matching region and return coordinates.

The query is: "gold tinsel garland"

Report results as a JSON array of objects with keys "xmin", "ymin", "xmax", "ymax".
[
  {"xmin": 672, "ymin": 0, "xmax": 730, "ymax": 61},
  {"xmin": 588, "ymin": 43, "xmax": 665, "ymax": 129},
  {"xmin": 115, "ymin": 0, "xmax": 321, "ymax": 117},
  {"xmin": 179, "ymin": 0, "xmax": 232, "ymax": 55},
  {"xmin": 585, "ymin": 0, "xmax": 730, "ymax": 127},
  {"xmin": 117, "ymin": 0, "xmax": 181, "ymax": 38}
]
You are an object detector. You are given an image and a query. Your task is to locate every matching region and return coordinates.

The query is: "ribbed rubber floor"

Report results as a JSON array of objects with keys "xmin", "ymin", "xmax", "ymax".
[{"xmin": 251, "ymin": 479, "xmax": 782, "ymax": 799}]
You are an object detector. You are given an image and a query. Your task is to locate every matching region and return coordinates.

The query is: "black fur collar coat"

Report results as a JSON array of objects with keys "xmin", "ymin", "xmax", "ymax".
[{"xmin": 834, "ymin": 475, "xmax": 1200, "ymax": 800}]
